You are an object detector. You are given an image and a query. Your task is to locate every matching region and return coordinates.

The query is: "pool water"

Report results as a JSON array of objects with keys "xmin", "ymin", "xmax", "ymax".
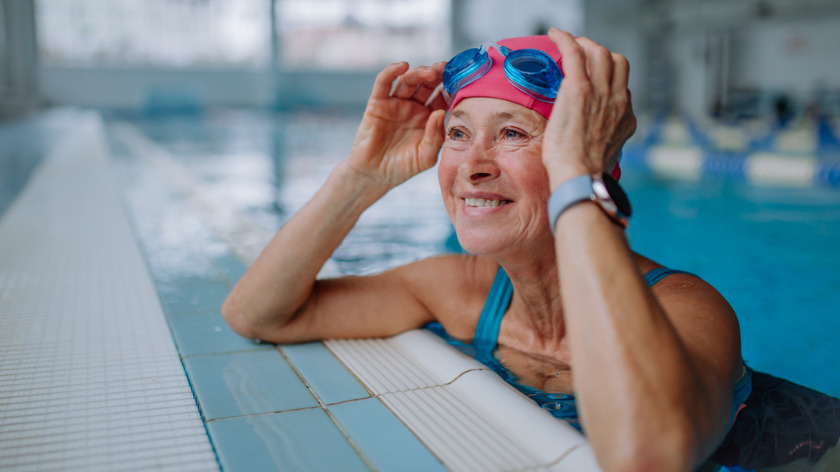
[{"xmin": 622, "ymin": 173, "xmax": 840, "ymax": 398}]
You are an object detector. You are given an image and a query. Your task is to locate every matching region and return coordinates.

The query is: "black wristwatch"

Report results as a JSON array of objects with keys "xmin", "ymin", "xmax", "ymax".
[{"xmin": 547, "ymin": 173, "xmax": 632, "ymax": 233}]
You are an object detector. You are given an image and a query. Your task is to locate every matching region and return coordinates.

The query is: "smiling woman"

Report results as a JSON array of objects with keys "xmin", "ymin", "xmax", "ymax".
[{"xmin": 219, "ymin": 29, "xmax": 752, "ymax": 472}]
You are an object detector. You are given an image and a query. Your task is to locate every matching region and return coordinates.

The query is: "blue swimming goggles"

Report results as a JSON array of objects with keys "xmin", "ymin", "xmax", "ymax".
[{"xmin": 442, "ymin": 42, "xmax": 563, "ymax": 104}]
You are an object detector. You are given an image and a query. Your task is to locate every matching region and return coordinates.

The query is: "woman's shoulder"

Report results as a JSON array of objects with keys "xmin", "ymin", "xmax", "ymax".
[
  {"xmin": 632, "ymin": 252, "xmax": 739, "ymax": 342},
  {"xmin": 398, "ymin": 253, "xmax": 499, "ymax": 339}
]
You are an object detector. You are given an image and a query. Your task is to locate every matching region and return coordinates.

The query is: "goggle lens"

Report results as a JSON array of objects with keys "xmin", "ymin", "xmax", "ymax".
[
  {"xmin": 442, "ymin": 47, "xmax": 492, "ymax": 95},
  {"xmin": 504, "ymin": 49, "xmax": 562, "ymax": 103}
]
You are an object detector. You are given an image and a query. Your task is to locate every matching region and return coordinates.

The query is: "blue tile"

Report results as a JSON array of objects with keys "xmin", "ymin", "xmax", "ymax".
[
  {"xmin": 208, "ymin": 409, "xmax": 370, "ymax": 472},
  {"xmin": 329, "ymin": 398, "xmax": 446, "ymax": 472},
  {"xmin": 156, "ymin": 276, "xmax": 230, "ymax": 317},
  {"xmin": 167, "ymin": 311, "xmax": 271, "ymax": 356},
  {"xmin": 212, "ymin": 251, "xmax": 248, "ymax": 285},
  {"xmin": 281, "ymin": 342, "xmax": 369, "ymax": 404},
  {"xmin": 185, "ymin": 349, "xmax": 317, "ymax": 420}
]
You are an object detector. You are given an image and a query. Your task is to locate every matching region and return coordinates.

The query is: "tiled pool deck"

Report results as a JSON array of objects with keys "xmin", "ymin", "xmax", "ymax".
[{"xmin": 0, "ymin": 109, "xmax": 598, "ymax": 471}]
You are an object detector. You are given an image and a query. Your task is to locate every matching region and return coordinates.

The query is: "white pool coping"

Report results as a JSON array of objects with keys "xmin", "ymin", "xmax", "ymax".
[{"xmin": 327, "ymin": 332, "xmax": 599, "ymax": 471}]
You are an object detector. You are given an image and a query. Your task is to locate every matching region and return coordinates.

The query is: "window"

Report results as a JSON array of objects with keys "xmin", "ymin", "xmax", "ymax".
[
  {"xmin": 277, "ymin": 0, "xmax": 450, "ymax": 70},
  {"xmin": 36, "ymin": 0, "xmax": 270, "ymax": 67},
  {"xmin": 35, "ymin": 0, "xmax": 450, "ymax": 70}
]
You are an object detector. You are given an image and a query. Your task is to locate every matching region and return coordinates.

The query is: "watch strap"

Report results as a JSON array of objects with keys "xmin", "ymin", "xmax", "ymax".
[{"xmin": 547, "ymin": 174, "xmax": 593, "ymax": 235}]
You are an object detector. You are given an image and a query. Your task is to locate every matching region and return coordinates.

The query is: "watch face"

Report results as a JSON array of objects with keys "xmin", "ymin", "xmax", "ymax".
[{"xmin": 602, "ymin": 173, "xmax": 632, "ymax": 218}]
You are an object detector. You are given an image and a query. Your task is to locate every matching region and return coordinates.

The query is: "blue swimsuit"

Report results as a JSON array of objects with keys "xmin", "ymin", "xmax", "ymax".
[{"xmin": 469, "ymin": 266, "xmax": 753, "ymax": 432}]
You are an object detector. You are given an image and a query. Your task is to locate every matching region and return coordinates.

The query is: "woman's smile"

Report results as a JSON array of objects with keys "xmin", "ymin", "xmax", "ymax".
[
  {"xmin": 459, "ymin": 191, "xmax": 516, "ymax": 219},
  {"xmin": 463, "ymin": 197, "xmax": 513, "ymax": 208}
]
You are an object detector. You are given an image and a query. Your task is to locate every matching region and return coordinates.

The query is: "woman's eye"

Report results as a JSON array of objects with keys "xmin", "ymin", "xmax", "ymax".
[
  {"xmin": 503, "ymin": 128, "xmax": 524, "ymax": 139},
  {"xmin": 447, "ymin": 128, "xmax": 466, "ymax": 140}
]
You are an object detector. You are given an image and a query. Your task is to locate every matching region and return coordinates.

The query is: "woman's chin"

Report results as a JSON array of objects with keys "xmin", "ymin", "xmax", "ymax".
[{"xmin": 454, "ymin": 232, "xmax": 510, "ymax": 256}]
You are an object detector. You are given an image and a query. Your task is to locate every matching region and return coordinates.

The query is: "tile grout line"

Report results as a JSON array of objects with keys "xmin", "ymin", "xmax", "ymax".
[
  {"xmin": 275, "ymin": 345, "xmax": 378, "ymax": 472},
  {"xmin": 203, "ymin": 405, "xmax": 323, "ymax": 423}
]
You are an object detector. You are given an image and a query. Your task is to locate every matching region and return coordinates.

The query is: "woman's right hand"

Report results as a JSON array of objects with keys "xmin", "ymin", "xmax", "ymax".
[{"xmin": 346, "ymin": 61, "xmax": 449, "ymax": 191}]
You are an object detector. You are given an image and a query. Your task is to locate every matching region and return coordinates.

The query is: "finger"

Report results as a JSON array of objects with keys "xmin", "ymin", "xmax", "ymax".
[
  {"xmin": 400, "ymin": 67, "xmax": 441, "ymax": 102},
  {"xmin": 548, "ymin": 28, "xmax": 586, "ymax": 82},
  {"xmin": 611, "ymin": 53, "xmax": 630, "ymax": 92},
  {"xmin": 576, "ymin": 37, "xmax": 613, "ymax": 92},
  {"xmin": 411, "ymin": 83, "xmax": 438, "ymax": 106},
  {"xmin": 418, "ymin": 109, "xmax": 446, "ymax": 169},
  {"xmin": 389, "ymin": 75, "xmax": 417, "ymax": 99},
  {"xmin": 390, "ymin": 66, "xmax": 440, "ymax": 100},
  {"xmin": 371, "ymin": 62, "xmax": 410, "ymax": 99},
  {"xmin": 610, "ymin": 54, "xmax": 633, "ymax": 128}
]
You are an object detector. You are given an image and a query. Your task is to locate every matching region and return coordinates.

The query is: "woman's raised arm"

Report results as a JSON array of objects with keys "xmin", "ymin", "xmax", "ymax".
[
  {"xmin": 222, "ymin": 61, "xmax": 448, "ymax": 343},
  {"xmin": 542, "ymin": 29, "xmax": 741, "ymax": 472}
]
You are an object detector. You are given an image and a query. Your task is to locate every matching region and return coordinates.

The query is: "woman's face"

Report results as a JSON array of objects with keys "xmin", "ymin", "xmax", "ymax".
[{"xmin": 438, "ymin": 97, "xmax": 552, "ymax": 256}]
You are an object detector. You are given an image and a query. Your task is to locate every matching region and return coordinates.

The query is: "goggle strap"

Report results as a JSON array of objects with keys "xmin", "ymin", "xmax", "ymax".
[
  {"xmin": 426, "ymin": 82, "xmax": 446, "ymax": 107},
  {"xmin": 479, "ymin": 41, "xmax": 509, "ymax": 57}
]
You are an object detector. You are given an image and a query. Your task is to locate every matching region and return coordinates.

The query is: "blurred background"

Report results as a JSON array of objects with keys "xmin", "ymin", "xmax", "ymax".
[
  {"xmin": 1, "ymin": 0, "xmax": 839, "ymax": 396},
  {"xmin": 1, "ymin": 0, "xmax": 838, "ymax": 120}
]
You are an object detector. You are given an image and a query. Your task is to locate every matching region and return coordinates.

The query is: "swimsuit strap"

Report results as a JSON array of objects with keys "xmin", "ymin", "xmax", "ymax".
[
  {"xmin": 643, "ymin": 267, "xmax": 695, "ymax": 286},
  {"xmin": 473, "ymin": 265, "xmax": 696, "ymax": 353},
  {"xmin": 472, "ymin": 267, "xmax": 513, "ymax": 353}
]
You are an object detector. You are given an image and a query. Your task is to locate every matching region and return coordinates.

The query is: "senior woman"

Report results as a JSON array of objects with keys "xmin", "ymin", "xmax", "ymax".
[{"xmin": 223, "ymin": 29, "xmax": 748, "ymax": 471}]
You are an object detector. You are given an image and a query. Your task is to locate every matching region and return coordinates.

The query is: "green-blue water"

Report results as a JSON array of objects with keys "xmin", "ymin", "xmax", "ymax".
[{"xmin": 622, "ymin": 173, "xmax": 840, "ymax": 397}]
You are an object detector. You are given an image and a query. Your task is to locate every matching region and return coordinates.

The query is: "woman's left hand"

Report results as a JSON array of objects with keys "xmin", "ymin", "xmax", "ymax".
[{"xmin": 542, "ymin": 28, "xmax": 637, "ymax": 188}]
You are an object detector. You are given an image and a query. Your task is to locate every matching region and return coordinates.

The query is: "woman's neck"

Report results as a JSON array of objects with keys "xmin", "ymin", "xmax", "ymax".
[{"xmin": 496, "ymin": 247, "xmax": 571, "ymax": 360}]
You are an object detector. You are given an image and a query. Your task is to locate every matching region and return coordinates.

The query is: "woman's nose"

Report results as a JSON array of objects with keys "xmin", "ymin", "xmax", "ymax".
[{"xmin": 458, "ymin": 142, "xmax": 500, "ymax": 183}]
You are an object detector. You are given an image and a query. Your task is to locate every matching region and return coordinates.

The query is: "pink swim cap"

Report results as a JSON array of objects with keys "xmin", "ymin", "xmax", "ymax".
[{"xmin": 447, "ymin": 35, "xmax": 622, "ymax": 180}]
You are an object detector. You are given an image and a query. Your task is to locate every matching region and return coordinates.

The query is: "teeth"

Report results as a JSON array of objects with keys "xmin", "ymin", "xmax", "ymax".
[{"xmin": 465, "ymin": 198, "xmax": 510, "ymax": 207}]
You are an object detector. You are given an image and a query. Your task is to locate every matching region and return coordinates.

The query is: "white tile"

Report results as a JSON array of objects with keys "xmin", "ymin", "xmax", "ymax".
[
  {"xmin": 325, "ymin": 329, "xmax": 487, "ymax": 394},
  {"xmin": 376, "ymin": 370, "xmax": 598, "ymax": 472}
]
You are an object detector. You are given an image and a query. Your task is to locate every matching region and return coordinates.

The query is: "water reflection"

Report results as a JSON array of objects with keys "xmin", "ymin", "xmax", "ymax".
[{"xmin": 491, "ymin": 346, "xmax": 582, "ymax": 435}]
